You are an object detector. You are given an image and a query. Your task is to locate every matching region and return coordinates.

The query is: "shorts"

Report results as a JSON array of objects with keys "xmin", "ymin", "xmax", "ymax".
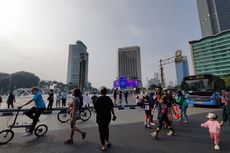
[
  {"xmin": 70, "ymin": 119, "xmax": 77, "ymax": 128},
  {"xmin": 70, "ymin": 111, "xmax": 80, "ymax": 128}
]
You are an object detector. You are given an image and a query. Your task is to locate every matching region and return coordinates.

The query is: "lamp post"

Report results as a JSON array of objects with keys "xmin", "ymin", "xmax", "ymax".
[{"xmin": 79, "ymin": 52, "xmax": 88, "ymax": 92}]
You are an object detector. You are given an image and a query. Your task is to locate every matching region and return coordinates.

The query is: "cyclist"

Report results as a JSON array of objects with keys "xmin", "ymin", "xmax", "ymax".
[{"xmin": 19, "ymin": 87, "xmax": 46, "ymax": 136}]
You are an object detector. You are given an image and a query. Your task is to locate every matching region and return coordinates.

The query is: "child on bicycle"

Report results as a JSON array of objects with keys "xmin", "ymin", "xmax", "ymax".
[{"xmin": 19, "ymin": 87, "xmax": 46, "ymax": 136}]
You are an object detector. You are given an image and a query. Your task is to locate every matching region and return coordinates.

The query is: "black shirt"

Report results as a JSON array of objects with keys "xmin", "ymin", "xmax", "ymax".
[{"xmin": 94, "ymin": 95, "xmax": 114, "ymax": 124}]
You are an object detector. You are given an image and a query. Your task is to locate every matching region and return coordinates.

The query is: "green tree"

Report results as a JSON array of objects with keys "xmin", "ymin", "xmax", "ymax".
[
  {"xmin": 0, "ymin": 71, "xmax": 40, "ymax": 94},
  {"xmin": 224, "ymin": 74, "xmax": 230, "ymax": 89}
]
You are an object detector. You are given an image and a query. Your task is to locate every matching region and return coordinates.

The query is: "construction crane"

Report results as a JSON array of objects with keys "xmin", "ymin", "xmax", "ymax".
[{"xmin": 159, "ymin": 50, "xmax": 183, "ymax": 87}]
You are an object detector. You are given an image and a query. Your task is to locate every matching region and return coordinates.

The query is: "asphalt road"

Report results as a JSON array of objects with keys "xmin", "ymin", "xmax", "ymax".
[{"xmin": 0, "ymin": 107, "xmax": 230, "ymax": 153}]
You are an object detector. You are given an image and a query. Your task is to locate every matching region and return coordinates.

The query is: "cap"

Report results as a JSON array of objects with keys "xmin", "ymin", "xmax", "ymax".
[{"xmin": 206, "ymin": 112, "xmax": 216, "ymax": 119}]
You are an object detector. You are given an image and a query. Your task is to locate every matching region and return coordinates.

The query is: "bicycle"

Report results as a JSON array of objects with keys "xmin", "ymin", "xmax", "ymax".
[
  {"xmin": 0, "ymin": 107, "xmax": 48, "ymax": 145},
  {"xmin": 57, "ymin": 106, "xmax": 92, "ymax": 123}
]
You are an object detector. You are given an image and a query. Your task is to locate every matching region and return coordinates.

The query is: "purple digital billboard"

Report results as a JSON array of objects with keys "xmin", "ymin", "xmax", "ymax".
[{"xmin": 113, "ymin": 77, "xmax": 142, "ymax": 89}]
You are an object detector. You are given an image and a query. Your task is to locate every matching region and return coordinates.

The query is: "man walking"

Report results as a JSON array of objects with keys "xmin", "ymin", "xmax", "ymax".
[
  {"xmin": 7, "ymin": 91, "xmax": 16, "ymax": 108},
  {"xmin": 94, "ymin": 87, "xmax": 116, "ymax": 151}
]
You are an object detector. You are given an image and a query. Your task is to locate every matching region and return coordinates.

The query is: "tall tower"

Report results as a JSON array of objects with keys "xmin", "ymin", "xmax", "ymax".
[
  {"xmin": 67, "ymin": 41, "xmax": 89, "ymax": 90},
  {"xmin": 118, "ymin": 46, "xmax": 142, "ymax": 82},
  {"xmin": 175, "ymin": 51, "xmax": 189, "ymax": 85},
  {"xmin": 197, "ymin": 0, "xmax": 230, "ymax": 37}
]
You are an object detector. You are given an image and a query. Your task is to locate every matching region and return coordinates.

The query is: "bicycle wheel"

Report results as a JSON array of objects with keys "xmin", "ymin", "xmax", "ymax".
[
  {"xmin": 0, "ymin": 129, "xmax": 14, "ymax": 145},
  {"xmin": 80, "ymin": 108, "xmax": 91, "ymax": 121},
  {"xmin": 57, "ymin": 109, "xmax": 69, "ymax": 123},
  {"xmin": 34, "ymin": 124, "xmax": 48, "ymax": 137}
]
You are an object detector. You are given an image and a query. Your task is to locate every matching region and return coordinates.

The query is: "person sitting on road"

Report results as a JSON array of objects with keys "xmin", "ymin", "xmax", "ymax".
[{"xmin": 19, "ymin": 87, "xmax": 46, "ymax": 136}]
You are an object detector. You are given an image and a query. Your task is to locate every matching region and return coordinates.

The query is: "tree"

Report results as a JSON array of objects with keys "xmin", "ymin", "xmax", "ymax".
[
  {"xmin": 0, "ymin": 71, "xmax": 40, "ymax": 94},
  {"xmin": 224, "ymin": 74, "xmax": 230, "ymax": 89}
]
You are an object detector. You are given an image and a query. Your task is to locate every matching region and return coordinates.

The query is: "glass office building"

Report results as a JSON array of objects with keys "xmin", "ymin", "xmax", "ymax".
[
  {"xmin": 67, "ymin": 41, "xmax": 89, "ymax": 86},
  {"xmin": 197, "ymin": 0, "xmax": 230, "ymax": 37},
  {"xmin": 175, "ymin": 56, "xmax": 189, "ymax": 85},
  {"xmin": 189, "ymin": 30, "xmax": 230, "ymax": 78}
]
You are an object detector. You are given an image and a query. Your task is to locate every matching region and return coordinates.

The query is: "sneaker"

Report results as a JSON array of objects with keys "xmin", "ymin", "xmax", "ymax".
[
  {"xmin": 64, "ymin": 139, "xmax": 73, "ymax": 144},
  {"xmin": 167, "ymin": 131, "xmax": 175, "ymax": 136},
  {"xmin": 214, "ymin": 145, "xmax": 220, "ymax": 150},
  {"xmin": 82, "ymin": 132, "xmax": 86, "ymax": 140},
  {"xmin": 151, "ymin": 132, "xmax": 158, "ymax": 138},
  {"xmin": 150, "ymin": 122, "xmax": 156, "ymax": 126},
  {"xmin": 23, "ymin": 132, "xmax": 32, "ymax": 137}
]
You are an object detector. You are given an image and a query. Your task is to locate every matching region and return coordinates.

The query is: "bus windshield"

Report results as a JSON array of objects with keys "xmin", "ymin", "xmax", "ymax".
[{"xmin": 184, "ymin": 79, "xmax": 213, "ymax": 91}]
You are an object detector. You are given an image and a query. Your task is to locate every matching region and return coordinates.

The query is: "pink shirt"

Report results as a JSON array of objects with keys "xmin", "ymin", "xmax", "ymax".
[{"xmin": 201, "ymin": 120, "xmax": 221, "ymax": 134}]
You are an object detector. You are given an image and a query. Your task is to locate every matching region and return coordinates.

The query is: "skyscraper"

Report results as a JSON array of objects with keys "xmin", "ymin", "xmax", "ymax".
[
  {"xmin": 67, "ymin": 41, "xmax": 89, "ymax": 89},
  {"xmin": 118, "ymin": 46, "xmax": 142, "ymax": 82},
  {"xmin": 197, "ymin": 0, "xmax": 230, "ymax": 37},
  {"xmin": 189, "ymin": 30, "xmax": 230, "ymax": 78},
  {"xmin": 175, "ymin": 56, "xmax": 189, "ymax": 85}
]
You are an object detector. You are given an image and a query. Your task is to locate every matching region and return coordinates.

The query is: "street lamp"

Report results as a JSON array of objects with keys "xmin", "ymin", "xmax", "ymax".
[{"xmin": 79, "ymin": 52, "xmax": 88, "ymax": 92}]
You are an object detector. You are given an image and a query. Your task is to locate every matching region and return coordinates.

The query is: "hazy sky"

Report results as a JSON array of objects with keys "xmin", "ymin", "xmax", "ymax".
[{"xmin": 0, "ymin": 0, "xmax": 201, "ymax": 88}]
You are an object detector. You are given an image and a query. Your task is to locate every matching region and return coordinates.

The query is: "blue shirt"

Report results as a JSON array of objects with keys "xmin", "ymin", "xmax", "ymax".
[{"xmin": 33, "ymin": 91, "xmax": 46, "ymax": 108}]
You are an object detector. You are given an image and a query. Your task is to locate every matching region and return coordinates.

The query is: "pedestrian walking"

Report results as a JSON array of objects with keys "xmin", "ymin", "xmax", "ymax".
[
  {"xmin": 113, "ymin": 88, "xmax": 118, "ymax": 105},
  {"xmin": 124, "ymin": 90, "xmax": 128, "ymax": 105},
  {"xmin": 119, "ymin": 91, "xmax": 122, "ymax": 105},
  {"xmin": 201, "ymin": 112, "xmax": 221, "ymax": 150},
  {"xmin": 47, "ymin": 89, "xmax": 54, "ymax": 110},
  {"xmin": 7, "ymin": 91, "xmax": 15, "ymax": 108},
  {"xmin": 220, "ymin": 88, "xmax": 230, "ymax": 126},
  {"xmin": 64, "ymin": 88, "xmax": 86, "ymax": 144},
  {"xmin": 83, "ymin": 92, "xmax": 91, "ymax": 107},
  {"xmin": 56, "ymin": 91, "xmax": 62, "ymax": 108},
  {"xmin": 177, "ymin": 91, "xmax": 189, "ymax": 123},
  {"xmin": 61, "ymin": 90, "xmax": 67, "ymax": 107},
  {"xmin": 91, "ymin": 92, "xmax": 98, "ymax": 107},
  {"xmin": 0, "ymin": 95, "xmax": 2, "ymax": 107},
  {"xmin": 144, "ymin": 95, "xmax": 153, "ymax": 128},
  {"xmin": 94, "ymin": 87, "xmax": 116, "ymax": 151},
  {"xmin": 151, "ymin": 88, "xmax": 176, "ymax": 138}
]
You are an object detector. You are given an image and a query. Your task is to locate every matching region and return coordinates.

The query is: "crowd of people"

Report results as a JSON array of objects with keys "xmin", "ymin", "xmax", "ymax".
[
  {"xmin": 134, "ymin": 87, "xmax": 230, "ymax": 150},
  {"xmin": 0, "ymin": 86, "xmax": 230, "ymax": 151}
]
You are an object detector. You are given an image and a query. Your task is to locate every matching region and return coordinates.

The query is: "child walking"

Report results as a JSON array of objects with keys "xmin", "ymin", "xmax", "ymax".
[
  {"xmin": 201, "ymin": 112, "xmax": 221, "ymax": 150},
  {"xmin": 144, "ymin": 95, "xmax": 153, "ymax": 128}
]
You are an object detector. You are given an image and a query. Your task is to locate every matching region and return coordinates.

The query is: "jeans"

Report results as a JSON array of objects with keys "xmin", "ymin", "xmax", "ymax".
[
  {"xmin": 24, "ymin": 107, "xmax": 45, "ymax": 133},
  {"xmin": 181, "ymin": 106, "xmax": 188, "ymax": 122}
]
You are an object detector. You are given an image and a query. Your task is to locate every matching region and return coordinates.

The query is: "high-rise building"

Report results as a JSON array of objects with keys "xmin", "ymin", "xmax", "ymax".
[
  {"xmin": 197, "ymin": 0, "xmax": 230, "ymax": 37},
  {"xmin": 118, "ymin": 46, "xmax": 142, "ymax": 82},
  {"xmin": 147, "ymin": 78, "xmax": 160, "ymax": 88},
  {"xmin": 67, "ymin": 41, "xmax": 89, "ymax": 89},
  {"xmin": 175, "ymin": 56, "xmax": 189, "ymax": 85},
  {"xmin": 154, "ymin": 72, "xmax": 159, "ymax": 80},
  {"xmin": 189, "ymin": 30, "xmax": 230, "ymax": 78}
]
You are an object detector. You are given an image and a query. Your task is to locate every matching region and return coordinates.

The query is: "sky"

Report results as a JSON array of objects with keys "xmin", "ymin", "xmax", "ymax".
[{"xmin": 0, "ymin": 0, "xmax": 201, "ymax": 88}]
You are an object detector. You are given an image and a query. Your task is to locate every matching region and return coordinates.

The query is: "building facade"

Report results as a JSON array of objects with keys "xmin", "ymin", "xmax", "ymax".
[
  {"xmin": 118, "ymin": 46, "xmax": 142, "ymax": 82},
  {"xmin": 197, "ymin": 0, "xmax": 230, "ymax": 37},
  {"xmin": 67, "ymin": 41, "xmax": 89, "ymax": 89},
  {"xmin": 175, "ymin": 56, "xmax": 189, "ymax": 85},
  {"xmin": 147, "ymin": 78, "xmax": 161, "ymax": 88},
  {"xmin": 189, "ymin": 30, "xmax": 230, "ymax": 78}
]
